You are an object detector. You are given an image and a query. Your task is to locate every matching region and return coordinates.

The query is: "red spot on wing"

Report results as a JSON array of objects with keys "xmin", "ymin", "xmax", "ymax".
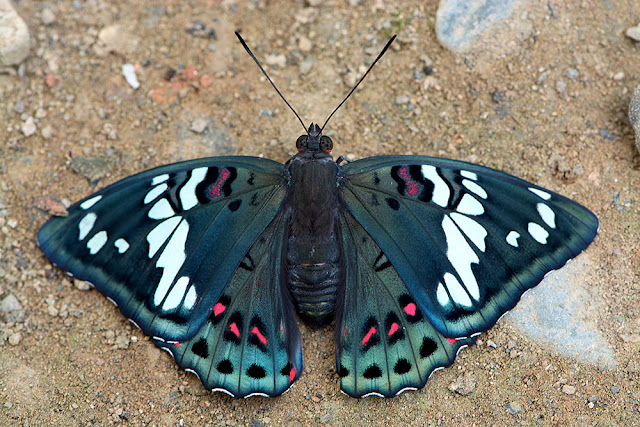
[
  {"xmin": 213, "ymin": 302, "xmax": 226, "ymax": 316},
  {"xmin": 290, "ymin": 366, "xmax": 296, "ymax": 382},
  {"xmin": 403, "ymin": 303, "xmax": 416, "ymax": 317},
  {"xmin": 229, "ymin": 322, "xmax": 240, "ymax": 337},
  {"xmin": 447, "ymin": 338, "xmax": 456, "ymax": 345},
  {"xmin": 388, "ymin": 322, "xmax": 399, "ymax": 336},
  {"xmin": 398, "ymin": 167, "xmax": 421, "ymax": 197},
  {"xmin": 175, "ymin": 342, "xmax": 182, "ymax": 348},
  {"xmin": 209, "ymin": 168, "xmax": 231, "ymax": 198},
  {"xmin": 251, "ymin": 326, "xmax": 268, "ymax": 346},
  {"xmin": 361, "ymin": 326, "xmax": 377, "ymax": 346}
]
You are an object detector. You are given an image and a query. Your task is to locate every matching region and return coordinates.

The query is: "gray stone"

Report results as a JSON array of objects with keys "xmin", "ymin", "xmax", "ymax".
[
  {"xmin": 448, "ymin": 372, "xmax": 477, "ymax": 396},
  {"xmin": 505, "ymin": 401, "xmax": 522, "ymax": 415},
  {"xmin": 41, "ymin": 8, "xmax": 56, "ymax": 25},
  {"xmin": 629, "ymin": 85, "xmax": 640, "ymax": 154},
  {"xmin": 69, "ymin": 155, "xmax": 115, "ymax": 183},
  {"xmin": 0, "ymin": 0, "xmax": 31, "ymax": 66},
  {"xmin": 435, "ymin": 0, "xmax": 528, "ymax": 52},
  {"xmin": 1, "ymin": 294, "xmax": 22, "ymax": 312},
  {"xmin": 299, "ymin": 57, "xmax": 314, "ymax": 75},
  {"xmin": 626, "ymin": 23, "xmax": 640, "ymax": 41},
  {"xmin": 565, "ymin": 68, "xmax": 579, "ymax": 80}
]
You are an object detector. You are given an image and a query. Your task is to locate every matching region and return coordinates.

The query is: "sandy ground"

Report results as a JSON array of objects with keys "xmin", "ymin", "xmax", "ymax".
[{"xmin": 1, "ymin": 0, "xmax": 639, "ymax": 425}]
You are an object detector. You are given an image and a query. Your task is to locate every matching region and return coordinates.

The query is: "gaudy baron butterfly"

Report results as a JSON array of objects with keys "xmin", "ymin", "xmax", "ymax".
[{"xmin": 38, "ymin": 34, "xmax": 598, "ymax": 398}]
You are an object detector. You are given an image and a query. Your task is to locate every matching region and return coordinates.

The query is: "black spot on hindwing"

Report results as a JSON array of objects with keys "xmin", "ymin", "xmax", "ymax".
[
  {"xmin": 338, "ymin": 364, "xmax": 350, "ymax": 378},
  {"xmin": 228, "ymin": 199, "xmax": 242, "ymax": 211},
  {"xmin": 394, "ymin": 358, "xmax": 412, "ymax": 375},
  {"xmin": 217, "ymin": 359, "xmax": 233, "ymax": 375},
  {"xmin": 191, "ymin": 338, "xmax": 209, "ymax": 359},
  {"xmin": 420, "ymin": 337, "xmax": 438, "ymax": 358},
  {"xmin": 363, "ymin": 364, "xmax": 382, "ymax": 379},
  {"xmin": 386, "ymin": 197, "xmax": 400, "ymax": 210},
  {"xmin": 247, "ymin": 364, "xmax": 266, "ymax": 379}
]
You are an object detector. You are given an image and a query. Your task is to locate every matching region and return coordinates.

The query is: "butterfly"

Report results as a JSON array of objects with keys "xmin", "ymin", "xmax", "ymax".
[{"xmin": 37, "ymin": 34, "xmax": 598, "ymax": 398}]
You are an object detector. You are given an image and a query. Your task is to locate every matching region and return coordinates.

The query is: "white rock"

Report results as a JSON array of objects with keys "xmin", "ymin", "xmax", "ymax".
[
  {"xmin": 0, "ymin": 0, "xmax": 31, "ymax": 66},
  {"xmin": 21, "ymin": 116, "xmax": 36, "ymax": 137},
  {"xmin": 41, "ymin": 8, "xmax": 56, "ymax": 25},
  {"xmin": 122, "ymin": 64, "xmax": 140, "ymax": 89},
  {"xmin": 626, "ymin": 24, "xmax": 640, "ymax": 42}
]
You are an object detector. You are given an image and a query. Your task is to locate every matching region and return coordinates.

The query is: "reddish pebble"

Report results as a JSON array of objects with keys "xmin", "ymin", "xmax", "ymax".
[
  {"xmin": 200, "ymin": 74, "xmax": 214, "ymax": 87},
  {"xmin": 183, "ymin": 65, "xmax": 199, "ymax": 81},
  {"xmin": 45, "ymin": 74, "xmax": 55, "ymax": 87}
]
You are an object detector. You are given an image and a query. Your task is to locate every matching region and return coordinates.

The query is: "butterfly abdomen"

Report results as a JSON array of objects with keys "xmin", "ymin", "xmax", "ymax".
[{"xmin": 285, "ymin": 152, "xmax": 343, "ymax": 326}]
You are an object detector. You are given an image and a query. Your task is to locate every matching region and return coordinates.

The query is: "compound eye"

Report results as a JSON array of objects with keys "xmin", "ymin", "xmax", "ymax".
[
  {"xmin": 296, "ymin": 135, "xmax": 307, "ymax": 149},
  {"xmin": 320, "ymin": 135, "xmax": 333, "ymax": 151}
]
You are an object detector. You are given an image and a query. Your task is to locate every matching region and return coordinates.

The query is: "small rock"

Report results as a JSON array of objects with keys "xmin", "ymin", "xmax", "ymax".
[
  {"xmin": 613, "ymin": 72, "xmax": 624, "ymax": 81},
  {"xmin": 69, "ymin": 155, "xmax": 115, "ymax": 183},
  {"xmin": 626, "ymin": 23, "xmax": 640, "ymax": 41},
  {"xmin": 8, "ymin": 332, "xmax": 21, "ymax": 346},
  {"xmin": 298, "ymin": 36, "xmax": 313, "ymax": 52},
  {"xmin": 97, "ymin": 24, "xmax": 136, "ymax": 55},
  {"xmin": 41, "ymin": 124, "xmax": 54, "ymax": 139},
  {"xmin": 122, "ymin": 64, "xmax": 140, "ymax": 89},
  {"xmin": 562, "ymin": 384, "xmax": 576, "ymax": 395},
  {"xmin": 191, "ymin": 118, "xmax": 208, "ymax": 134},
  {"xmin": 73, "ymin": 279, "xmax": 91, "ymax": 291},
  {"xmin": 565, "ymin": 68, "xmax": 579, "ymax": 80},
  {"xmin": 0, "ymin": 0, "xmax": 31, "ymax": 66},
  {"xmin": 21, "ymin": 116, "xmax": 37, "ymax": 137},
  {"xmin": 588, "ymin": 395, "xmax": 598, "ymax": 403},
  {"xmin": 629, "ymin": 85, "xmax": 640, "ymax": 153},
  {"xmin": 299, "ymin": 57, "xmax": 314, "ymax": 75},
  {"xmin": 115, "ymin": 334, "xmax": 130, "ymax": 349},
  {"xmin": 448, "ymin": 372, "xmax": 477, "ymax": 396},
  {"xmin": 1, "ymin": 294, "xmax": 22, "ymax": 312},
  {"xmin": 612, "ymin": 385, "xmax": 620, "ymax": 393},
  {"xmin": 265, "ymin": 54, "xmax": 286, "ymax": 68},
  {"xmin": 505, "ymin": 401, "xmax": 522, "ymax": 415},
  {"xmin": 395, "ymin": 95, "xmax": 410, "ymax": 105},
  {"xmin": 34, "ymin": 197, "xmax": 68, "ymax": 216},
  {"xmin": 41, "ymin": 8, "xmax": 56, "ymax": 25},
  {"xmin": 4, "ymin": 402, "xmax": 12, "ymax": 409}
]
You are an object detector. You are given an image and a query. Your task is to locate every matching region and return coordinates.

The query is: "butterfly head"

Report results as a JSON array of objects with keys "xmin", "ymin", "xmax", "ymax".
[{"xmin": 296, "ymin": 123, "xmax": 333, "ymax": 153}]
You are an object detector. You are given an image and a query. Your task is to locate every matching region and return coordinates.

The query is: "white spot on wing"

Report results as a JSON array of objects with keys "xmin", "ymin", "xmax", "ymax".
[
  {"xmin": 78, "ymin": 212, "xmax": 97, "ymax": 240},
  {"xmin": 529, "ymin": 187, "xmax": 551, "ymax": 200},
  {"xmin": 506, "ymin": 231, "xmax": 520, "ymax": 247},
  {"xmin": 179, "ymin": 167, "xmax": 207, "ymax": 210},
  {"xmin": 153, "ymin": 219, "xmax": 189, "ymax": 306},
  {"xmin": 443, "ymin": 272, "xmax": 472, "ymax": 307},
  {"xmin": 148, "ymin": 198, "xmax": 175, "ymax": 220},
  {"xmin": 144, "ymin": 183, "xmax": 168, "ymax": 204},
  {"xmin": 450, "ymin": 212, "xmax": 487, "ymax": 252},
  {"xmin": 528, "ymin": 222, "xmax": 549, "ymax": 244},
  {"xmin": 147, "ymin": 217, "xmax": 181, "ymax": 258},
  {"xmin": 87, "ymin": 230, "xmax": 108, "ymax": 255},
  {"xmin": 436, "ymin": 282, "xmax": 450, "ymax": 306},
  {"xmin": 114, "ymin": 238, "xmax": 130, "ymax": 253},
  {"xmin": 421, "ymin": 165, "xmax": 450, "ymax": 207},
  {"xmin": 536, "ymin": 203, "xmax": 556, "ymax": 228},
  {"xmin": 456, "ymin": 193, "xmax": 484, "ymax": 216},
  {"xmin": 162, "ymin": 276, "xmax": 190, "ymax": 311},
  {"xmin": 462, "ymin": 179, "xmax": 487, "ymax": 199},
  {"xmin": 152, "ymin": 174, "xmax": 170, "ymax": 185},
  {"xmin": 442, "ymin": 215, "xmax": 480, "ymax": 301},
  {"xmin": 184, "ymin": 285, "xmax": 197, "ymax": 310},
  {"xmin": 80, "ymin": 195, "xmax": 102, "ymax": 210},
  {"xmin": 460, "ymin": 170, "xmax": 477, "ymax": 181}
]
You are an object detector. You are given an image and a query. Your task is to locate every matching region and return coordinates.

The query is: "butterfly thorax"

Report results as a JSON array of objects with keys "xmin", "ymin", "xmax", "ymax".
[{"xmin": 285, "ymin": 137, "xmax": 343, "ymax": 326}]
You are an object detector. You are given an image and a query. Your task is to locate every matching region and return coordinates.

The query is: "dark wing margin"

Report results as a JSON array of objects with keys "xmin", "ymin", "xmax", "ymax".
[
  {"xmin": 38, "ymin": 156, "xmax": 287, "ymax": 342},
  {"xmin": 340, "ymin": 155, "xmax": 598, "ymax": 339},
  {"xmin": 335, "ymin": 212, "xmax": 474, "ymax": 398},
  {"xmin": 154, "ymin": 213, "xmax": 303, "ymax": 398}
]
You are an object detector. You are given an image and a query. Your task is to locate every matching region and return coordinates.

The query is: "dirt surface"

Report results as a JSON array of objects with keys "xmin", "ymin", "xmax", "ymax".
[{"xmin": 1, "ymin": 0, "xmax": 639, "ymax": 425}]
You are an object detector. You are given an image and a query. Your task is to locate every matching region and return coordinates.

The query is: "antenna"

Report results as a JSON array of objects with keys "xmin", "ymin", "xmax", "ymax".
[
  {"xmin": 321, "ymin": 35, "xmax": 396, "ymax": 132},
  {"xmin": 235, "ymin": 31, "xmax": 308, "ymax": 133}
]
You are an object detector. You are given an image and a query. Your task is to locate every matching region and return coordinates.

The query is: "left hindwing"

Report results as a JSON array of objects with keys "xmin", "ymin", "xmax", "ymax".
[
  {"xmin": 340, "ymin": 155, "xmax": 598, "ymax": 339},
  {"xmin": 38, "ymin": 157, "xmax": 286, "ymax": 342}
]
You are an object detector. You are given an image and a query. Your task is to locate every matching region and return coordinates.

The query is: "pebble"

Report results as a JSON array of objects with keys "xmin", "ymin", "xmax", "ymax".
[
  {"xmin": 299, "ymin": 57, "xmax": 314, "ymax": 75},
  {"xmin": 505, "ymin": 401, "xmax": 522, "ymax": 415},
  {"xmin": 41, "ymin": 7, "xmax": 56, "ymax": 25},
  {"xmin": 265, "ymin": 53, "xmax": 286, "ymax": 68},
  {"xmin": 122, "ymin": 64, "xmax": 140, "ymax": 89},
  {"xmin": 562, "ymin": 384, "xmax": 576, "ymax": 395},
  {"xmin": 395, "ymin": 95, "xmax": 410, "ymax": 105},
  {"xmin": 98, "ymin": 24, "xmax": 135, "ymax": 55},
  {"xmin": 298, "ymin": 36, "xmax": 312, "ymax": 52},
  {"xmin": 613, "ymin": 72, "xmax": 624, "ymax": 81},
  {"xmin": 21, "ymin": 116, "xmax": 37, "ymax": 137},
  {"xmin": 73, "ymin": 279, "xmax": 91, "ymax": 291},
  {"xmin": 8, "ymin": 332, "xmax": 21, "ymax": 346},
  {"xmin": 628, "ymin": 85, "xmax": 640, "ymax": 153},
  {"xmin": 565, "ymin": 68, "xmax": 579, "ymax": 80},
  {"xmin": 41, "ymin": 124, "xmax": 54, "ymax": 139},
  {"xmin": 1, "ymin": 294, "xmax": 22, "ymax": 312},
  {"xmin": 0, "ymin": 0, "xmax": 31, "ymax": 66},
  {"xmin": 191, "ymin": 118, "xmax": 208, "ymax": 134},
  {"xmin": 626, "ymin": 23, "xmax": 640, "ymax": 41},
  {"xmin": 448, "ymin": 372, "xmax": 477, "ymax": 396}
]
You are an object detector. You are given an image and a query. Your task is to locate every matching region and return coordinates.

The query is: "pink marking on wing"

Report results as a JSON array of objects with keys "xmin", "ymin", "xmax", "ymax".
[
  {"xmin": 251, "ymin": 326, "xmax": 268, "ymax": 346},
  {"xmin": 289, "ymin": 366, "xmax": 296, "ymax": 382},
  {"xmin": 361, "ymin": 326, "xmax": 377, "ymax": 346},
  {"xmin": 175, "ymin": 342, "xmax": 182, "ymax": 348},
  {"xmin": 388, "ymin": 322, "xmax": 399, "ymax": 336},
  {"xmin": 213, "ymin": 302, "xmax": 226, "ymax": 317},
  {"xmin": 229, "ymin": 322, "xmax": 240, "ymax": 337},
  {"xmin": 403, "ymin": 303, "xmax": 416, "ymax": 317},
  {"xmin": 208, "ymin": 168, "xmax": 231, "ymax": 198},
  {"xmin": 447, "ymin": 338, "xmax": 456, "ymax": 345},
  {"xmin": 398, "ymin": 167, "xmax": 421, "ymax": 197}
]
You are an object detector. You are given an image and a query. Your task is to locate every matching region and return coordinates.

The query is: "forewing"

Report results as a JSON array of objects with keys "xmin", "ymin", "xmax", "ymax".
[
  {"xmin": 154, "ymin": 213, "xmax": 303, "ymax": 397},
  {"xmin": 38, "ymin": 157, "xmax": 286, "ymax": 341},
  {"xmin": 336, "ymin": 213, "xmax": 474, "ymax": 398},
  {"xmin": 340, "ymin": 155, "xmax": 598, "ymax": 338}
]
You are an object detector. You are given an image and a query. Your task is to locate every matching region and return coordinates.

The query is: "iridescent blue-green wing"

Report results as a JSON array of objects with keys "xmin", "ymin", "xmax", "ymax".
[
  {"xmin": 336, "ymin": 212, "xmax": 474, "ymax": 398},
  {"xmin": 38, "ymin": 157, "xmax": 286, "ymax": 342},
  {"xmin": 340, "ymin": 155, "xmax": 598, "ymax": 339},
  {"xmin": 154, "ymin": 213, "xmax": 303, "ymax": 397}
]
